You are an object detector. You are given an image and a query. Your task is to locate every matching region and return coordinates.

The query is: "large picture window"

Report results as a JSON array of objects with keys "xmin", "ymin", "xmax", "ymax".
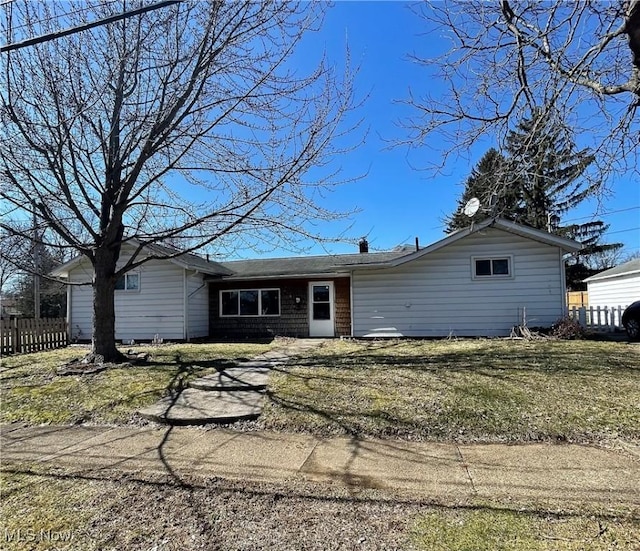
[
  {"xmin": 115, "ymin": 273, "xmax": 140, "ymax": 291},
  {"xmin": 220, "ymin": 289, "xmax": 280, "ymax": 317},
  {"xmin": 472, "ymin": 256, "xmax": 512, "ymax": 279}
]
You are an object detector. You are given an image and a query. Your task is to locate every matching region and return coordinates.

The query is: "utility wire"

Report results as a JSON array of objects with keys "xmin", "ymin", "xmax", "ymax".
[
  {"xmin": 602, "ymin": 227, "xmax": 640, "ymax": 236},
  {"xmin": 1, "ymin": 0, "xmax": 181, "ymax": 52},
  {"xmin": 561, "ymin": 206, "xmax": 640, "ymax": 224}
]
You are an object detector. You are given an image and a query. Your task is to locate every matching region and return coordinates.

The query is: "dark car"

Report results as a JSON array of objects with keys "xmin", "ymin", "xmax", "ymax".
[{"xmin": 622, "ymin": 301, "xmax": 640, "ymax": 341}]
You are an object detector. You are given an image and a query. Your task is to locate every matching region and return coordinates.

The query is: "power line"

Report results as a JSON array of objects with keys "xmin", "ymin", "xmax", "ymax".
[
  {"xmin": 1, "ymin": 0, "xmax": 182, "ymax": 53},
  {"xmin": 561, "ymin": 206, "xmax": 640, "ymax": 224},
  {"xmin": 603, "ymin": 226, "xmax": 640, "ymax": 236},
  {"xmin": 4, "ymin": 1, "xmax": 123, "ymax": 35}
]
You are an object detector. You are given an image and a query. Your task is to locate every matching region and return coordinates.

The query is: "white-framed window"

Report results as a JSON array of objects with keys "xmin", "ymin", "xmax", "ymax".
[
  {"xmin": 115, "ymin": 272, "xmax": 140, "ymax": 291},
  {"xmin": 220, "ymin": 289, "xmax": 280, "ymax": 317},
  {"xmin": 472, "ymin": 256, "xmax": 513, "ymax": 279}
]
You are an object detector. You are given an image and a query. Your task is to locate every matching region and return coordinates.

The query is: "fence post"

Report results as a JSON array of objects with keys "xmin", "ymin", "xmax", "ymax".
[
  {"xmin": 12, "ymin": 318, "xmax": 19, "ymax": 354},
  {"xmin": 578, "ymin": 307, "xmax": 587, "ymax": 327}
]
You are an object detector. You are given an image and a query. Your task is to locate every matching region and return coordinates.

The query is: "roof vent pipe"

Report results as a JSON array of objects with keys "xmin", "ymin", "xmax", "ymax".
[
  {"xmin": 358, "ymin": 238, "xmax": 369, "ymax": 254},
  {"xmin": 415, "ymin": 237, "xmax": 419, "ymax": 251}
]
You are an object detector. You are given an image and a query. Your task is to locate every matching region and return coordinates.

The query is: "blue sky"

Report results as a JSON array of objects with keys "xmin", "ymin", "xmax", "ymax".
[{"xmin": 241, "ymin": 1, "xmax": 639, "ymax": 259}]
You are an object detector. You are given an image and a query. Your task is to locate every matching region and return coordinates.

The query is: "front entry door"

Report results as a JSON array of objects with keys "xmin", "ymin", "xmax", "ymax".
[{"xmin": 309, "ymin": 281, "xmax": 335, "ymax": 337}]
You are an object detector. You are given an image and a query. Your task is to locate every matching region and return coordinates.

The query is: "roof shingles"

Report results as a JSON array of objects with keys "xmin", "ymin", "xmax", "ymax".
[{"xmin": 216, "ymin": 249, "xmax": 413, "ymax": 279}]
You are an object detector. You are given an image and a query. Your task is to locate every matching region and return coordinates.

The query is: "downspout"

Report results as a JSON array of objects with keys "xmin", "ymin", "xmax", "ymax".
[
  {"xmin": 183, "ymin": 268, "xmax": 189, "ymax": 341},
  {"xmin": 66, "ymin": 279, "xmax": 72, "ymax": 340},
  {"xmin": 560, "ymin": 248, "xmax": 568, "ymax": 317}
]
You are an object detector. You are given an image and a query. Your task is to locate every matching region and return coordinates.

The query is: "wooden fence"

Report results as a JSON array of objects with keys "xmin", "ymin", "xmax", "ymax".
[
  {"xmin": 1, "ymin": 318, "xmax": 68, "ymax": 356},
  {"xmin": 567, "ymin": 305, "xmax": 627, "ymax": 332},
  {"xmin": 566, "ymin": 291, "xmax": 588, "ymax": 309}
]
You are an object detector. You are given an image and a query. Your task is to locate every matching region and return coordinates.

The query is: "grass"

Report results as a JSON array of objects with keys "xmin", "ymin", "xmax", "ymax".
[
  {"xmin": 262, "ymin": 339, "xmax": 640, "ymax": 443},
  {"xmin": 1, "ymin": 338, "xmax": 639, "ymax": 549},
  {"xmin": 0, "ymin": 469, "xmax": 98, "ymax": 551},
  {"xmin": 411, "ymin": 506, "xmax": 640, "ymax": 550},
  {"xmin": 0, "ymin": 342, "xmax": 274, "ymax": 425},
  {"xmin": 2, "ymin": 338, "xmax": 639, "ymax": 444},
  {"xmin": 1, "ymin": 466, "xmax": 638, "ymax": 551}
]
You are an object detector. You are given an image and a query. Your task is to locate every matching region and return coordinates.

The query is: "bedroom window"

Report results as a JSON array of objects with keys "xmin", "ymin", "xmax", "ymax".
[
  {"xmin": 115, "ymin": 273, "xmax": 140, "ymax": 291},
  {"xmin": 472, "ymin": 257, "xmax": 512, "ymax": 278},
  {"xmin": 220, "ymin": 289, "xmax": 280, "ymax": 317}
]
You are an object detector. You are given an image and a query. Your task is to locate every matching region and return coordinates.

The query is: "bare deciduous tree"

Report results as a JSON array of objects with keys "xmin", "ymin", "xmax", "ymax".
[
  {"xmin": 0, "ymin": 228, "xmax": 26, "ymax": 297},
  {"xmin": 403, "ymin": 0, "xmax": 639, "ymax": 187},
  {"xmin": 0, "ymin": 1, "xmax": 359, "ymax": 361}
]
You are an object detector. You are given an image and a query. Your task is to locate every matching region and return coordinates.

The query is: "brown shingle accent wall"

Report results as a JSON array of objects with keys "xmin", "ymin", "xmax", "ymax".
[
  {"xmin": 209, "ymin": 277, "xmax": 351, "ymax": 338},
  {"xmin": 334, "ymin": 277, "xmax": 351, "ymax": 337}
]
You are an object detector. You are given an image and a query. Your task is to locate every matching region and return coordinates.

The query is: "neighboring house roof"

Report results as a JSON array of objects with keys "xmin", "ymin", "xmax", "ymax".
[
  {"xmin": 51, "ymin": 240, "xmax": 232, "ymax": 277},
  {"xmin": 216, "ymin": 217, "xmax": 582, "ymax": 280},
  {"xmin": 583, "ymin": 258, "xmax": 640, "ymax": 283}
]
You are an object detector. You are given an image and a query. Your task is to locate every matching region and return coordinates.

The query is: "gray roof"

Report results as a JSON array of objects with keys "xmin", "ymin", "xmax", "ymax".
[
  {"xmin": 52, "ymin": 240, "xmax": 232, "ymax": 277},
  {"xmin": 584, "ymin": 258, "xmax": 640, "ymax": 282},
  {"xmin": 216, "ymin": 248, "xmax": 414, "ymax": 279},
  {"xmin": 142, "ymin": 242, "xmax": 232, "ymax": 275}
]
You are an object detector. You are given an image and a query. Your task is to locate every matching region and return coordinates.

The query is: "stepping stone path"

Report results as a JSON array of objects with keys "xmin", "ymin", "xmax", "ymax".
[{"xmin": 137, "ymin": 339, "xmax": 323, "ymax": 425}]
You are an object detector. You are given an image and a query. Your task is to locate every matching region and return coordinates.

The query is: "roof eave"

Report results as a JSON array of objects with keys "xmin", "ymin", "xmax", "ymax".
[
  {"xmin": 207, "ymin": 271, "xmax": 351, "ymax": 282},
  {"xmin": 584, "ymin": 269, "xmax": 640, "ymax": 283}
]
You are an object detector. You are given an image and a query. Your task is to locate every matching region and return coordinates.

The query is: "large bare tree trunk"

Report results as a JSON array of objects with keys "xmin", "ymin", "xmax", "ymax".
[{"xmin": 92, "ymin": 247, "xmax": 123, "ymax": 362}]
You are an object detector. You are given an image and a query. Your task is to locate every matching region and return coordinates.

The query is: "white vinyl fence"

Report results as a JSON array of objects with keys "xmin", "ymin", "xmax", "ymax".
[{"xmin": 567, "ymin": 305, "xmax": 627, "ymax": 332}]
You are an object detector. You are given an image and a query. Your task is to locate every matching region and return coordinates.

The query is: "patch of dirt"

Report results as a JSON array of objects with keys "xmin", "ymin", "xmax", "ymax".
[{"xmin": 80, "ymin": 473, "xmax": 421, "ymax": 550}]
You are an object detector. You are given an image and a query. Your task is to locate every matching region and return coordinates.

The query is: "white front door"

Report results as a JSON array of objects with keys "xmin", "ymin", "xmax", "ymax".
[{"xmin": 309, "ymin": 281, "xmax": 335, "ymax": 337}]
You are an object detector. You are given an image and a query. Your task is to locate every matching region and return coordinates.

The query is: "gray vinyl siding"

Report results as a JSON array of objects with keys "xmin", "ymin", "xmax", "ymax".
[
  {"xmin": 187, "ymin": 271, "xmax": 209, "ymax": 339},
  {"xmin": 67, "ymin": 259, "xmax": 94, "ymax": 342},
  {"xmin": 67, "ymin": 252, "xmax": 187, "ymax": 341},
  {"xmin": 587, "ymin": 273, "xmax": 640, "ymax": 310},
  {"xmin": 352, "ymin": 228, "xmax": 566, "ymax": 337}
]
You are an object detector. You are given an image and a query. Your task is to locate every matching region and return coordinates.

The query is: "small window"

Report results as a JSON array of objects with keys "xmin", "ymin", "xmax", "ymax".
[
  {"xmin": 115, "ymin": 273, "xmax": 140, "ymax": 291},
  {"xmin": 472, "ymin": 257, "xmax": 512, "ymax": 278},
  {"xmin": 220, "ymin": 289, "xmax": 280, "ymax": 317}
]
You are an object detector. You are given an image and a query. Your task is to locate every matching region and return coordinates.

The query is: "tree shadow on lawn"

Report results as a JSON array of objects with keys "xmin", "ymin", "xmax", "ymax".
[
  {"xmin": 3, "ymin": 460, "xmax": 637, "ymax": 548},
  {"xmin": 262, "ymin": 342, "xmax": 640, "ymax": 442},
  {"xmin": 283, "ymin": 342, "xmax": 639, "ymax": 377}
]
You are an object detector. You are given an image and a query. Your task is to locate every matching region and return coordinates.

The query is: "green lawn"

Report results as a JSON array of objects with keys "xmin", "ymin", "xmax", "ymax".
[
  {"xmin": 0, "ymin": 342, "xmax": 274, "ymax": 425},
  {"xmin": 262, "ymin": 339, "xmax": 640, "ymax": 444}
]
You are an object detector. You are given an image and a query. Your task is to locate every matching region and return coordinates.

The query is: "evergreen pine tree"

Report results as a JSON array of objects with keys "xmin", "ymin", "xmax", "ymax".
[
  {"xmin": 503, "ymin": 109, "xmax": 622, "ymax": 289},
  {"xmin": 445, "ymin": 148, "xmax": 521, "ymax": 232},
  {"xmin": 447, "ymin": 109, "xmax": 622, "ymax": 290},
  {"xmin": 504, "ymin": 109, "xmax": 597, "ymax": 230}
]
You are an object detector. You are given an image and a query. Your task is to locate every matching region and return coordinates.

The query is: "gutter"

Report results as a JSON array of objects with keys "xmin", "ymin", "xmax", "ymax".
[{"xmin": 206, "ymin": 272, "xmax": 352, "ymax": 282}]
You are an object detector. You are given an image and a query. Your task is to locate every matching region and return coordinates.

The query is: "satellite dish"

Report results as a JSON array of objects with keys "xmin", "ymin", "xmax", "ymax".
[{"xmin": 463, "ymin": 197, "xmax": 480, "ymax": 217}]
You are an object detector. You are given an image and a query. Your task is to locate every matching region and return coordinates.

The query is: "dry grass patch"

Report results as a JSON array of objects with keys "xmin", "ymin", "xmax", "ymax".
[
  {"xmin": 263, "ymin": 339, "xmax": 640, "ymax": 443},
  {"xmin": 411, "ymin": 506, "xmax": 640, "ymax": 551},
  {"xmin": 0, "ymin": 342, "xmax": 274, "ymax": 426},
  {"xmin": 1, "ymin": 465, "xmax": 638, "ymax": 551}
]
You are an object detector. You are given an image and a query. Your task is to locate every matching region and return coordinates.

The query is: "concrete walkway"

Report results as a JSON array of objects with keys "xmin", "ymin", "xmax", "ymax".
[
  {"xmin": 1, "ymin": 424, "xmax": 638, "ymax": 506},
  {"xmin": 137, "ymin": 339, "xmax": 325, "ymax": 425}
]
